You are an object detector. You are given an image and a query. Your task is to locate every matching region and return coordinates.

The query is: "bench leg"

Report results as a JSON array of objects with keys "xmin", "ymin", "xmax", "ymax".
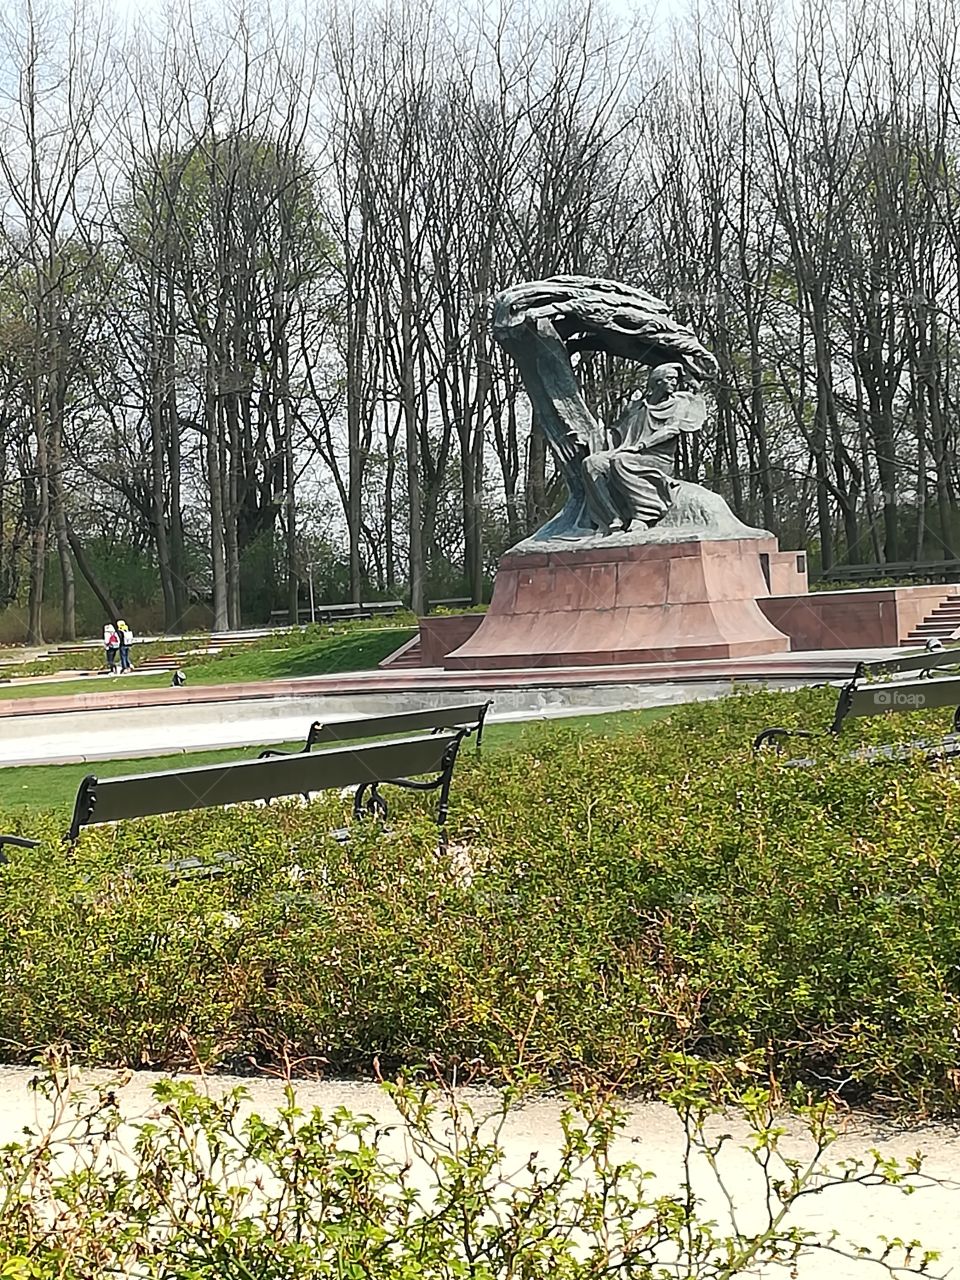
[
  {"xmin": 475, "ymin": 700, "xmax": 493, "ymax": 755},
  {"xmin": 350, "ymin": 731, "xmax": 467, "ymax": 827},
  {"xmin": 353, "ymin": 783, "xmax": 388, "ymax": 820},
  {"xmin": 828, "ymin": 679, "xmax": 857, "ymax": 734},
  {"xmin": 0, "ymin": 835, "xmax": 40, "ymax": 855},
  {"xmin": 435, "ymin": 737, "xmax": 462, "ymax": 824}
]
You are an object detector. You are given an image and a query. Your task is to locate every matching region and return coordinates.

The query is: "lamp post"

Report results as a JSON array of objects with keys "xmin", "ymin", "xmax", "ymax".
[{"xmin": 305, "ymin": 563, "xmax": 317, "ymax": 625}]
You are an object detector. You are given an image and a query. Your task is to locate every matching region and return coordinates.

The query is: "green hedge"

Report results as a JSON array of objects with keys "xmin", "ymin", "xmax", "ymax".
[{"xmin": 2, "ymin": 685, "xmax": 960, "ymax": 1111}]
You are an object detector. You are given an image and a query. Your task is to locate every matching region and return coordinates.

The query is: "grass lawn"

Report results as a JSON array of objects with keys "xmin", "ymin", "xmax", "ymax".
[
  {"xmin": 0, "ymin": 628, "xmax": 415, "ymax": 701},
  {"xmin": 0, "ymin": 706, "xmax": 673, "ymax": 812},
  {"xmin": 0, "ymin": 673, "xmax": 172, "ymax": 700}
]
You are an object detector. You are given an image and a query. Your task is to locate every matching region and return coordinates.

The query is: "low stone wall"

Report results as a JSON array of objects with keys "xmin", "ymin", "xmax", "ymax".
[
  {"xmin": 424, "ymin": 583, "xmax": 959, "ymax": 664},
  {"xmin": 760, "ymin": 584, "xmax": 960, "ymax": 650},
  {"xmin": 418, "ymin": 614, "xmax": 483, "ymax": 666}
]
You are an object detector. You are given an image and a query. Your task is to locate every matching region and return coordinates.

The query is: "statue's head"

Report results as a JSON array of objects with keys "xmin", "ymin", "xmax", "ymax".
[{"xmin": 647, "ymin": 363, "xmax": 683, "ymax": 399}]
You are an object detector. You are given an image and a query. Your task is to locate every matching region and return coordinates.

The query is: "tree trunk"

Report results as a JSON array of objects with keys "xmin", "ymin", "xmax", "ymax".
[
  {"xmin": 400, "ymin": 214, "xmax": 424, "ymax": 615},
  {"xmin": 283, "ymin": 366, "xmax": 299, "ymax": 623},
  {"xmin": 64, "ymin": 516, "xmax": 120, "ymax": 620},
  {"xmin": 26, "ymin": 507, "xmax": 47, "ymax": 645},
  {"xmin": 51, "ymin": 483, "xmax": 75, "ymax": 641},
  {"xmin": 26, "ymin": 401, "xmax": 48, "ymax": 645},
  {"xmin": 205, "ymin": 360, "xmax": 229, "ymax": 630},
  {"xmin": 149, "ymin": 300, "xmax": 177, "ymax": 632},
  {"xmin": 163, "ymin": 298, "xmax": 189, "ymax": 628}
]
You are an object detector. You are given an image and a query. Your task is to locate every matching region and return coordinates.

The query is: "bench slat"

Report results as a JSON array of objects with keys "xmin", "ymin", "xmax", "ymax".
[
  {"xmin": 308, "ymin": 702, "xmax": 490, "ymax": 747},
  {"xmin": 69, "ymin": 733, "xmax": 460, "ymax": 836},
  {"xmin": 843, "ymin": 675, "xmax": 960, "ymax": 721}
]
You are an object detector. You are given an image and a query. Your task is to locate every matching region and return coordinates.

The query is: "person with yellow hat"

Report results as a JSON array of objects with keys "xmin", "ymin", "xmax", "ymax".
[{"xmin": 116, "ymin": 620, "xmax": 135, "ymax": 673}]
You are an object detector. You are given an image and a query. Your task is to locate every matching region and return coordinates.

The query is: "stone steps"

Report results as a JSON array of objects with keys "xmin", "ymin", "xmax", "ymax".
[
  {"xmin": 903, "ymin": 598, "xmax": 960, "ymax": 644},
  {"xmin": 378, "ymin": 635, "xmax": 423, "ymax": 669}
]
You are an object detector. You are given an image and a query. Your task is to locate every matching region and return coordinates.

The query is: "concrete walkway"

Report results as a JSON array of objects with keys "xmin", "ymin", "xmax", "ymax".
[
  {"xmin": 0, "ymin": 646, "xmax": 902, "ymax": 767},
  {"xmin": 0, "ymin": 679, "xmax": 751, "ymax": 766},
  {"xmin": 0, "ymin": 1066, "xmax": 955, "ymax": 1277}
]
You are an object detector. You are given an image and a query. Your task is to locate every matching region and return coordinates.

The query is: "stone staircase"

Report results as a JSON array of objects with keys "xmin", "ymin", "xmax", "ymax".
[
  {"xmin": 378, "ymin": 635, "xmax": 423, "ymax": 669},
  {"xmin": 902, "ymin": 596, "xmax": 960, "ymax": 645},
  {"xmin": 131, "ymin": 653, "xmax": 180, "ymax": 673}
]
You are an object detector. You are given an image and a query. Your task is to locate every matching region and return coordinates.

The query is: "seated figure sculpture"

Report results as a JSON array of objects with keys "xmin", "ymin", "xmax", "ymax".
[
  {"xmin": 491, "ymin": 275, "xmax": 770, "ymax": 549},
  {"xmin": 580, "ymin": 362, "xmax": 705, "ymax": 534}
]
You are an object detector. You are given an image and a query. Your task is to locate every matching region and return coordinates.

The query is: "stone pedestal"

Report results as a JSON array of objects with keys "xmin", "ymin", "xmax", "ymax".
[{"xmin": 444, "ymin": 537, "xmax": 791, "ymax": 669}]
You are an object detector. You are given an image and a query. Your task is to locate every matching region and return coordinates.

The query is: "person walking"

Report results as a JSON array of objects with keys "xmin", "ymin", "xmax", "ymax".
[
  {"xmin": 103, "ymin": 622, "xmax": 120, "ymax": 674},
  {"xmin": 117, "ymin": 620, "xmax": 135, "ymax": 673}
]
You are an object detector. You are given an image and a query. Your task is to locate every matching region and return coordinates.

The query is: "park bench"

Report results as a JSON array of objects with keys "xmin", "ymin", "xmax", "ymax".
[
  {"xmin": 818, "ymin": 559, "xmax": 960, "ymax": 585},
  {"xmin": 269, "ymin": 604, "xmax": 370, "ymax": 625},
  {"xmin": 66, "ymin": 729, "xmax": 469, "ymax": 843},
  {"xmin": 853, "ymin": 641, "xmax": 960, "ymax": 682},
  {"xmin": 269, "ymin": 601, "xmax": 406, "ymax": 626},
  {"xmin": 754, "ymin": 641, "xmax": 960, "ymax": 749},
  {"xmin": 753, "ymin": 659, "xmax": 960, "ymax": 766},
  {"xmin": 365, "ymin": 600, "xmax": 405, "ymax": 615},
  {"xmin": 257, "ymin": 701, "xmax": 492, "ymax": 760},
  {"xmin": 427, "ymin": 596, "xmax": 473, "ymax": 610}
]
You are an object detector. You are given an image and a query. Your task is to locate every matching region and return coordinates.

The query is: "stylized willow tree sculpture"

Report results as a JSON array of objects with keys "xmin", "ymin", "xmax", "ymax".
[{"xmin": 491, "ymin": 277, "xmax": 719, "ymax": 538}]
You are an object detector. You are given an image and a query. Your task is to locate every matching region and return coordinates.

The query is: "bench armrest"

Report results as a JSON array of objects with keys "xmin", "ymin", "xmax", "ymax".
[{"xmin": 0, "ymin": 833, "xmax": 40, "ymax": 862}]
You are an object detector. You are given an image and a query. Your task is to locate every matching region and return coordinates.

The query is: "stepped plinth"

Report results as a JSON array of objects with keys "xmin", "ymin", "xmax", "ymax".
[{"xmin": 444, "ymin": 536, "xmax": 792, "ymax": 670}]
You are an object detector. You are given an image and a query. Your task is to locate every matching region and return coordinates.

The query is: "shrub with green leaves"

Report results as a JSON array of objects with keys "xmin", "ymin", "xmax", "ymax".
[
  {"xmin": 2, "ymin": 685, "xmax": 960, "ymax": 1110},
  {"xmin": 0, "ymin": 1067, "xmax": 943, "ymax": 1278}
]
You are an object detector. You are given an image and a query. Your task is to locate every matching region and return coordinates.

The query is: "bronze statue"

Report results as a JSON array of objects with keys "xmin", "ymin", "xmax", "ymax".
[
  {"xmin": 581, "ymin": 362, "xmax": 707, "ymax": 534},
  {"xmin": 491, "ymin": 276, "xmax": 768, "ymax": 549}
]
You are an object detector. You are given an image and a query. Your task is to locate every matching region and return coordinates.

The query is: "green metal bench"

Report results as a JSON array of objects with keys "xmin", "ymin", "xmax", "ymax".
[
  {"xmin": 66, "ymin": 731, "xmax": 468, "ymax": 842},
  {"xmin": 754, "ymin": 670, "xmax": 960, "ymax": 765},
  {"xmin": 257, "ymin": 701, "xmax": 492, "ymax": 759},
  {"xmin": 852, "ymin": 642, "xmax": 960, "ymax": 682},
  {"xmin": 818, "ymin": 560, "xmax": 960, "ymax": 584}
]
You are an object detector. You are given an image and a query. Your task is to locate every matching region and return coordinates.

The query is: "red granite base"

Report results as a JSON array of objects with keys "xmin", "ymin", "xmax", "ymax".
[
  {"xmin": 760, "ymin": 583, "xmax": 960, "ymax": 650},
  {"xmin": 444, "ymin": 538, "xmax": 791, "ymax": 669}
]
